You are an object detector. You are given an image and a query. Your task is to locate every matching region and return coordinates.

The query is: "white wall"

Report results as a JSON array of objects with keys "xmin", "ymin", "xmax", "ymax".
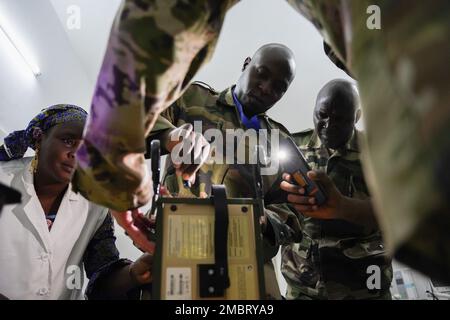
[
  {"xmin": 0, "ymin": 0, "xmax": 93, "ymax": 137},
  {"xmin": 49, "ymin": 0, "xmax": 122, "ymax": 84}
]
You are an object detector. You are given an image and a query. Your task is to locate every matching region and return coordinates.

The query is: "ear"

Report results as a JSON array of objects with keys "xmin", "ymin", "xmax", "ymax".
[
  {"xmin": 355, "ymin": 108, "xmax": 362, "ymax": 123},
  {"xmin": 241, "ymin": 57, "xmax": 251, "ymax": 72}
]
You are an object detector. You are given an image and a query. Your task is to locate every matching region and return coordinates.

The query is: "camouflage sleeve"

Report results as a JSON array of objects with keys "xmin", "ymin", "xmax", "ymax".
[
  {"xmin": 159, "ymin": 98, "xmax": 181, "ymax": 125},
  {"xmin": 145, "ymin": 115, "xmax": 176, "ymax": 157},
  {"xmin": 151, "ymin": 115, "xmax": 176, "ymax": 136},
  {"xmin": 289, "ymin": 0, "xmax": 450, "ymax": 281},
  {"xmin": 75, "ymin": 0, "xmax": 238, "ymax": 211},
  {"xmin": 83, "ymin": 213, "xmax": 120, "ymax": 279},
  {"xmin": 262, "ymin": 204, "xmax": 302, "ymax": 262},
  {"xmin": 146, "ymin": 90, "xmax": 192, "ymax": 157}
]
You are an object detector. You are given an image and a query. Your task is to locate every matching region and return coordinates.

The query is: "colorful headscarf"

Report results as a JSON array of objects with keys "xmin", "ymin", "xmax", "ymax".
[{"xmin": 0, "ymin": 104, "xmax": 87, "ymax": 161}]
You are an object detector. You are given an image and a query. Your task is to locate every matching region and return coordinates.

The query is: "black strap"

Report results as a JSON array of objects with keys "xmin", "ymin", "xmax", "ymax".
[
  {"xmin": 150, "ymin": 140, "xmax": 161, "ymax": 196},
  {"xmin": 211, "ymin": 185, "xmax": 230, "ymax": 288},
  {"xmin": 198, "ymin": 185, "xmax": 230, "ymax": 297}
]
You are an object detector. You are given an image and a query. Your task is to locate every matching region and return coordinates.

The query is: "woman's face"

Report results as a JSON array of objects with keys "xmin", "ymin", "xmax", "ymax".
[{"xmin": 37, "ymin": 121, "xmax": 85, "ymax": 184}]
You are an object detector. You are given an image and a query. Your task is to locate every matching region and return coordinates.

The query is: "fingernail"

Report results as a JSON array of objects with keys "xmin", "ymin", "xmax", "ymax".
[{"xmin": 183, "ymin": 180, "xmax": 191, "ymax": 188}]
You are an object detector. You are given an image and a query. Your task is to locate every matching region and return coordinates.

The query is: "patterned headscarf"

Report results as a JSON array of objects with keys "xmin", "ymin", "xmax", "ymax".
[{"xmin": 0, "ymin": 104, "xmax": 87, "ymax": 161}]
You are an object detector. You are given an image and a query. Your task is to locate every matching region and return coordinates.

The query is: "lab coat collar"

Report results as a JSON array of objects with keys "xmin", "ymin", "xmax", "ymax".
[
  {"xmin": 21, "ymin": 160, "xmax": 80, "ymax": 202},
  {"xmin": 18, "ymin": 159, "xmax": 81, "ymax": 252}
]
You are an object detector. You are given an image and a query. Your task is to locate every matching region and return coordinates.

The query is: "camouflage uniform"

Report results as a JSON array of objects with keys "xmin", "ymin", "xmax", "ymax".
[
  {"xmin": 76, "ymin": 0, "xmax": 450, "ymax": 281},
  {"xmin": 282, "ymin": 129, "xmax": 392, "ymax": 299},
  {"xmin": 156, "ymin": 82, "xmax": 301, "ymax": 252}
]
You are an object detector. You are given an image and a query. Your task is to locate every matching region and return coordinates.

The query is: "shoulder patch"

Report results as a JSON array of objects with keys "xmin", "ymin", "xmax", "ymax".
[
  {"xmin": 266, "ymin": 117, "xmax": 291, "ymax": 135},
  {"xmin": 181, "ymin": 81, "xmax": 220, "ymax": 109},
  {"xmin": 191, "ymin": 81, "xmax": 218, "ymax": 95},
  {"xmin": 292, "ymin": 129, "xmax": 314, "ymax": 148},
  {"xmin": 292, "ymin": 128, "xmax": 314, "ymax": 137}
]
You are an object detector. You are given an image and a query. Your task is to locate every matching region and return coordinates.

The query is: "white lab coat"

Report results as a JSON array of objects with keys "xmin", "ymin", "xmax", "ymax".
[{"xmin": 0, "ymin": 157, "xmax": 109, "ymax": 300}]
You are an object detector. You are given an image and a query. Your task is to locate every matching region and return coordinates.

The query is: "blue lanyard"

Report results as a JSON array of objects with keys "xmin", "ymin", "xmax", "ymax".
[{"xmin": 232, "ymin": 89, "xmax": 261, "ymax": 130}]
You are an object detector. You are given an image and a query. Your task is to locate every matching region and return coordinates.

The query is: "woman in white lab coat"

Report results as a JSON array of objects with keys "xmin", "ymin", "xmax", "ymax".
[{"xmin": 0, "ymin": 105, "xmax": 153, "ymax": 300}]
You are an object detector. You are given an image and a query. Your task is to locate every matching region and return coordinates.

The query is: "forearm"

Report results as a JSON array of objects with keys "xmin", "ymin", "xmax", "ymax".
[
  {"xmin": 96, "ymin": 264, "xmax": 139, "ymax": 296},
  {"xmin": 86, "ymin": 259, "xmax": 143, "ymax": 300},
  {"xmin": 339, "ymin": 197, "xmax": 378, "ymax": 231}
]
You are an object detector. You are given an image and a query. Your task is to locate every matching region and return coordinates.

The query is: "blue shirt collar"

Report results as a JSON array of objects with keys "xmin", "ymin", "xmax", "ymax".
[{"xmin": 232, "ymin": 89, "xmax": 261, "ymax": 130}]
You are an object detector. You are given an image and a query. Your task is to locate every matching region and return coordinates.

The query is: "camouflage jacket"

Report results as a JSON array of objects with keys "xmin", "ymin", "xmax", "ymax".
[
  {"xmin": 156, "ymin": 82, "xmax": 303, "ymax": 260},
  {"xmin": 281, "ymin": 129, "xmax": 392, "ymax": 300}
]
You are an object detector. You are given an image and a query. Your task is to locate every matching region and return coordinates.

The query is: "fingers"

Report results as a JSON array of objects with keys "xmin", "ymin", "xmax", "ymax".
[
  {"xmin": 170, "ymin": 124, "xmax": 194, "ymax": 168},
  {"xmin": 139, "ymin": 271, "xmax": 152, "ymax": 283},
  {"xmin": 135, "ymin": 253, "xmax": 153, "ymax": 271},
  {"xmin": 139, "ymin": 253, "xmax": 154, "ymax": 266},
  {"xmin": 173, "ymin": 132, "xmax": 196, "ymax": 168},
  {"xmin": 307, "ymin": 170, "xmax": 333, "ymax": 190},
  {"xmin": 282, "ymin": 173, "xmax": 292, "ymax": 182},
  {"xmin": 287, "ymin": 193, "xmax": 316, "ymax": 205},
  {"xmin": 280, "ymin": 174, "xmax": 318, "ymax": 210},
  {"xmin": 131, "ymin": 210, "xmax": 154, "ymax": 230},
  {"xmin": 172, "ymin": 130, "xmax": 210, "ymax": 179},
  {"xmin": 259, "ymin": 215, "xmax": 267, "ymax": 226},
  {"xmin": 131, "ymin": 253, "xmax": 154, "ymax": 284},
  {"xmin": 111, "ymin": 210, "xmax": 133, "ymax": 228},
  {"xmin": 159, "ymin": 186, "xmax": 172, "ymax": 197},
  {"xmin": 192, "ymin": 132, "xmax": 205, "ymax": 161},
  {"xmin": 113, "ymin": 209, "xmax": 156, "ymax": 254},
  {"xmin": 287, "ymin": 193, "xmax": 318, "ymax": 212},
  {"xmin": 128, "ymin": 228, "xmax": 156, "ymax": 254},
  {"xmin": 170, "ymin": 123, "xmax": 193, "ymax": 142},
  {"xmin": 280, "ymin": 180, "xmax": 305, "ymax": 195},
  {"xmin": 175, "ymin": 133, "xmax": 210, "ymax": 182}
]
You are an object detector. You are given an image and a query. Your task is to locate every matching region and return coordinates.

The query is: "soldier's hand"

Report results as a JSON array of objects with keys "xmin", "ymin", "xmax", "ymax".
[
  {"xmin": 280, "ymin": 170, "xmax": 344, "ymax": 220},
  {"xmin": 164, "ymin": 123, "xmax": 211, "ymax": 185},
  {"xmin": 129, "ymin": 253, "xmax": 153, "ymax": 285},
  {"xmin": 111, "ymin": 209, "xmax": 156, "ymax": 254}
]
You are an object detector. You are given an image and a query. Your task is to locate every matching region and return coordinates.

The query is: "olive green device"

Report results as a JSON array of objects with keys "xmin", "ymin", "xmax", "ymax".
[{"xmin": 148, "ymin": 140, "xmax": 266, "ymax": 300}]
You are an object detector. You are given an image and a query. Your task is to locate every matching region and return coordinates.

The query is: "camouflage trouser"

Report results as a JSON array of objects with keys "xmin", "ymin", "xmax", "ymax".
[
  {"xmin": 285, "ymin": 285, "xmax": 392, "ymax": 300},
  {"xmin": 281, "ymin": 236, "xmax": 393, "ymax": 300},
  {"xmin": 76, "ymin": 0, "xmax": 450, "ymax": 281}
]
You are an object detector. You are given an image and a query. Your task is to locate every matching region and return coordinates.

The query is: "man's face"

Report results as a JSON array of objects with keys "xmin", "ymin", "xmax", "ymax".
[
  {"xmin": 235, "ymin": 54, "xmax": 294, "ymax": 116},
  {"xmin": 37, "ymin": 121, "xmax": 85, "ymax": 184},
  {"xmin": 313, "ymin": 93, "xmax": 357, "ymax": 149}
]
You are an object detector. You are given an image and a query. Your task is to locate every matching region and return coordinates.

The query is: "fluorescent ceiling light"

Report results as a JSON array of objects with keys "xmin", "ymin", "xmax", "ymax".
[{"xmin": 0, "ymin": 22, "xmax": 41, "ymax": 77}]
